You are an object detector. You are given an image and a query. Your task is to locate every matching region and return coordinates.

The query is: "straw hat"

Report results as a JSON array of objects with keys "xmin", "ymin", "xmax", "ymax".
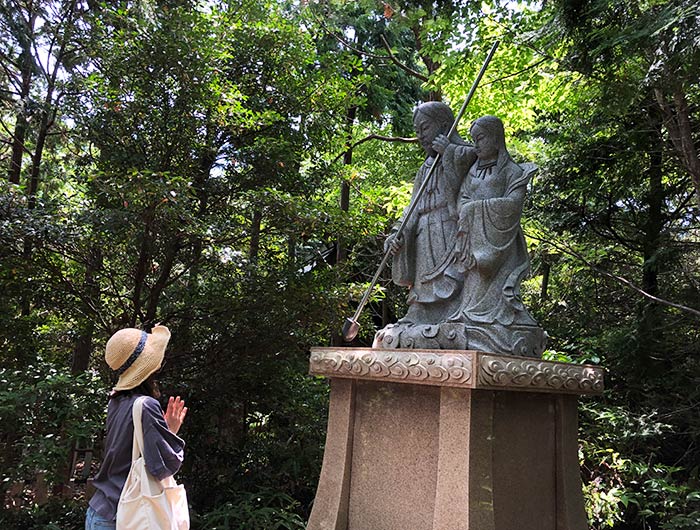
[{"xmin": 105, "ymin": 325, "xmax": 171, "ymax": 391}]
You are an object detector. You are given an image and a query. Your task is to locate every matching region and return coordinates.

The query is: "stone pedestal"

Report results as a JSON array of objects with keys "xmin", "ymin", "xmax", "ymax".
[{"xmin": 306, "ymin": 347, "xmax": 604, "ymax": 530}]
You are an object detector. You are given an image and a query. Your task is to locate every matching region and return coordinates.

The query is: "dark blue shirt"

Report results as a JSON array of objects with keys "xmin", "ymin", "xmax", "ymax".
[{"xmin": 89, "ymin": 393, "xmax": 185, "ymax": 520}]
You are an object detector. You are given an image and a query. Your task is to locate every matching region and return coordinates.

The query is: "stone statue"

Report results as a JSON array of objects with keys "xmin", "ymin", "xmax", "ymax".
[
  {"xmin": 383, "ymin": 102, "xmax": 476, "ymax": 326},
  {"xmin": 374, "ymin": 111, "xmax": 546, "ymax": 357}
]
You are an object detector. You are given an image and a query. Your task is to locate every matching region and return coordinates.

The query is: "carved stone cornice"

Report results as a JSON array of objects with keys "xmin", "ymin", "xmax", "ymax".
[
  {"xmin": 309, "ymin": 347, "xmax": 473, "ymax": 388},
  {"xmin": 477, "ymin": 354, "xmax": 604, "ymax": 394},
  {"xmin": 309, "ymin": 348, "xmax": 604, "ymax": 395}
]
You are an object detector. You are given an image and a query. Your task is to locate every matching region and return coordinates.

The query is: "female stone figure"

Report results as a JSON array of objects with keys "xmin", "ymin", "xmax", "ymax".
[{"xmin": 449, "ymin": 115, "xmax": 546, "ymax": 356}]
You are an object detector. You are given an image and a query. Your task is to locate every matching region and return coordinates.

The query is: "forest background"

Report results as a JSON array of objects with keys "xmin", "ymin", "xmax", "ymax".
[{"xmin": 1, "ymin": 0, "xmax": 699, "ymax": 528}]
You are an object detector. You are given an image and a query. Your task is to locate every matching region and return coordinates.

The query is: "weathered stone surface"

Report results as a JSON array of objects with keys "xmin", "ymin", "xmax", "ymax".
[
  {"xmin": 375, "ymin": 111, "xmax": 546, "ymax": 356},
  {"xmin": 373, "ymin": 322, "xmax": 469, "ymax": 350},
  {"xmin": 305, "ymin": 379, "xmax": 355, "ymax": 530},
  {"xmin": 348, "ymin": 382, "xmax": 440, "ymax": 530},
  {"xmin": 382, "ymin": 102, "xmax": 473, "ymax": 330},
  {"xmin": 309, "ymin": 347, "xmax": 604, "ymax": 395},
  {"xmin": 309, "ymin": 347, "xmax": 473, "ymax": 388},
  {"xmin": 307, "ymin": 349, "xmax": 600, "ymax": 530},
  {"xmin": 478, "ymin": 354, "xmax": 605, "ymax": 393}
]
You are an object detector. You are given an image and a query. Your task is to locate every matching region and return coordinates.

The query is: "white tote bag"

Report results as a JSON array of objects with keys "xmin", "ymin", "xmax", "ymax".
[{"xmin": 117, "ymin": 396, "xmax": 189, "ymax": 530}]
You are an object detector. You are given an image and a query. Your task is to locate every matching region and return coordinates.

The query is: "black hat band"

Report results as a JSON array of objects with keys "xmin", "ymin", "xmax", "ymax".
[{"xmin": 115, "ymin": 331, "xmax": 148, "ymax": 376}]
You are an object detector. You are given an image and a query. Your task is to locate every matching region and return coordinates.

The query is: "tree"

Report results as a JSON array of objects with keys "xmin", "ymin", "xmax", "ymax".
[
  {"xmin": 512, "ymin": 1, "xmax": 700, "ymax": 526},
  {"xmin": 2, "ymin": 1, "xmax": 699, "ymax": 527}
]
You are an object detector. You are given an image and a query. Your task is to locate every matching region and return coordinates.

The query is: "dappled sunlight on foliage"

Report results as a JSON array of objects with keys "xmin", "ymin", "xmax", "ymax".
[{"xmin": 1, "ymin": 0, "xmax": 700, "ymax": 528}]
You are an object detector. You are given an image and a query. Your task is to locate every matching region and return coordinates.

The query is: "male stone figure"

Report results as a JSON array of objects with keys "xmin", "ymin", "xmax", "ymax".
[
  {"xmin": 383, "ymin": 101, "xmax": 476, "ymax": 326},
  {"xmin": 374, "ymin": 108, "xmax": 546, "ymax": 356}
]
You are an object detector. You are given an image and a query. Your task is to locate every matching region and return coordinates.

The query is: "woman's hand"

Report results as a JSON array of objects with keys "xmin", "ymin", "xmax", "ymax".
[{"xmin": 164, "ymin": 396, "xmax": 188, "ymax": 435}]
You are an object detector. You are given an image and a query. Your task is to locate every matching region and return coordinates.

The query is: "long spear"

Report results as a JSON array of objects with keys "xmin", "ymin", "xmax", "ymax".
[{"xmin": 341, "ymin": 40, "xmax": 500, "ymax": 342}]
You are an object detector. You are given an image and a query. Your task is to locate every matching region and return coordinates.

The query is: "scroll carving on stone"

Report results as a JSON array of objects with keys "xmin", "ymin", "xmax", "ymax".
[
  {"xmin": 478, "ymin": 355, "xmax": 604, "ymax": 393},
  {"xmin": 309, "ymin": 348, "xmax": 604, "ymax": 395},
  {"xmin": 309, "ymin": 348, "xmax": 473, "ymax": 387}
]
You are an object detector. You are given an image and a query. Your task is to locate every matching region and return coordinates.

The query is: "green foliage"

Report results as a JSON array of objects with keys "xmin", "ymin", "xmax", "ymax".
[
  {"xmin": 193, "ymin": 488, "xmax": 305, "ymax": 530},
  {"xmin": 0, "ymin": 498, "xmax": 86, "ymax": 530},
  {"xmin": 1, "ymin": 1, "xmax": 700, "ymax": 529},
  {"xmin": 0, "ymin": 362, "xmax": 105, "ymax": 493},
  {"xmin": 580, "ymin": 402, "xmax": 700, "ymax": 529}
]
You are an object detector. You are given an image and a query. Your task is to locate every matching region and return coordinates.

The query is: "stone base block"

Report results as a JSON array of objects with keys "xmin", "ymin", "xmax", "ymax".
[{"xmin": 306, "ymin": 348, "xmax": 604, "ymax": 530}]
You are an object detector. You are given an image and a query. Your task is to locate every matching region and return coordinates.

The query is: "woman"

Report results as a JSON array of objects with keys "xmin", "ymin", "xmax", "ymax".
[{"xmin": 86, "ymin": 325, "xmax": 188, "ymax": 529}]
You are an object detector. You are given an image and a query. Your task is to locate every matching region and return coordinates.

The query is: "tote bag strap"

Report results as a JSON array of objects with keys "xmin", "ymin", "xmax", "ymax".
[{"xmin": 131, "ymin": 396, "xmax": 148, "ymax": 461}]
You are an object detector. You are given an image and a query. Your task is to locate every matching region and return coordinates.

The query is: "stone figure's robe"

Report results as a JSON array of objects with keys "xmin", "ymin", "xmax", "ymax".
[
  {"xmin": 389, "ymin": 145, "xmax": 476, "ymax": 325},
  {"xmin": 450, "ymin": 155, "xmax": 539, "ymax": 332},
  {"xmin": 375, "ymin": 130, "xmax": 546, "ymax": 355}
]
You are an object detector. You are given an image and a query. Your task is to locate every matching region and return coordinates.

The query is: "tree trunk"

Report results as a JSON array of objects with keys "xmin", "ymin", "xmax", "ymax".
[
  {"xmin": 71, "ymin": 247, "xmax": 102, "ymax": 373},
  {"xmin": 7, "ymin": 15, "xmax": 35, "ymax": 184},
  {"xmin": 636, "ymin": 112, "xmax": 665, "ymax": 374},
  {"xmin": 671, "ymin": 89, "xmax": 700, "ymax": 210},
  {"xmin": 8, "ymin": 106, "xmax": 30, "ymax": 184},
  {"xmin": 131, "ymin": 207, "xmax": 155, "ymax": 327},
  {"xmin": 22, "ymin": 23, "xmax": 63, "ymax": 291},
  {"xmin": 72, "ymin": 323, "xmax": 95, "ymax": 374},
  {"xmin": 540, "ymin": 254, "xmax": 551, "ymax": 303},
  {"xmin": 336, "ymin": 105, "xmax": 357, "ymax": 265},
  {"xmin": 654, "ymin": 87, "xmax": 700, "ymax": 210},
  {"xmin": 25, "ymin": 106, "xmax": 55, "ymax": 209},
  {"xmin": 181, "ymin": 141, "xmax": 216, "ymax": 351},
  {"xmin": 25, "ymin": 0, "xmax": 70, "ymax": 208},
  {"xmin": 249, "ymin": 208, "xmax": 262, "ymax": 262},
  {"xmin": 144, "ymin": 239, "xmax": 180, "ymax": 325},
  {"xmin": 331, "ymin": 106, "xmax": 357, "ymax": 346},
  {"xmin": 181, "ymin": 239, "xmax": 202, "ymax": 352}
]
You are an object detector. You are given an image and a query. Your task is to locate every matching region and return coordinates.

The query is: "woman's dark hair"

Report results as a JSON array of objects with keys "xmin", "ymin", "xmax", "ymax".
[{"xmin": 110, "ymin": 372, "xmax": 161, "ymax": 400}]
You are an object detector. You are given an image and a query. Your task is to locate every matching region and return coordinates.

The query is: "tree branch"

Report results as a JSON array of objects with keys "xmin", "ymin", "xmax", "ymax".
[
  {"xmin": 311, "ymin": 11, "xmax": 389, "ymax": 60},
  {"xmin": 527, "ymin": 231, "xmax": 700, "ymax": 318},
  {"xmin": 379, "ymin": 35, "xmax": 429, "ymax": 82},
  {"xmin": 331, "ymin": 133, "xmax": 417, "ymax": 165},
  {"xmin": 483, "ymin": 57, "xmax": 548, "ymax": 86},
  {"xmin": 310, "ymin": 10, "xmax": 428, "ymax": 82}
]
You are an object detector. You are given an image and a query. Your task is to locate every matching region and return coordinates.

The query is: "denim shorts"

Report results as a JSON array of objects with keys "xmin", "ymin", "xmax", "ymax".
[{"xmin": 85, "ymin": 506, "xmax": 116, "ymax": 530}]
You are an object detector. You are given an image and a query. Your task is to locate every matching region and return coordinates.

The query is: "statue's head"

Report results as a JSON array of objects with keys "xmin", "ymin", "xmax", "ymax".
[
  {"xmin": 469, "ymin": 115, "xmax": 506, "ymax": 161},
  {"xmin": 413, "ymin": 102, "xmax": 455, "ymax": 155}
]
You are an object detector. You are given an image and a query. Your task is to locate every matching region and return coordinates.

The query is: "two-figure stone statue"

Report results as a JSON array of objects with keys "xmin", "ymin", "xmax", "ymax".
[{"xmin": 374, "ymin": 102, "xmax": 547, "ymax": 357}]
